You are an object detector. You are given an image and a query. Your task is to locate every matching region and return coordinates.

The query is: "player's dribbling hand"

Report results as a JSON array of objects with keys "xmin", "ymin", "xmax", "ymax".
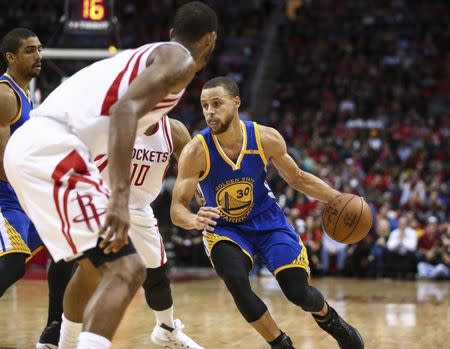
[
  {"xmin": 99, "ymin": 195, "xmax": 130, "ymax": 254},
  {"xmin": 195, "ymin": 206, "xmax": 221, "ymax": 231}
]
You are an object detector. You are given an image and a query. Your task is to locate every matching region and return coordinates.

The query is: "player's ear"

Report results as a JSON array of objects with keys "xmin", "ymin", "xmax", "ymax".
[
  {"xmin": 199, "ymin": 32, "xmax": 214, "ymax": 49},
  {"xmin": 5, "ymin": 52, "xmax": 15, "ymax": 65},
  {"xmin": 233, "ymin": 96, "xmax": 241, "ymax": 109}
]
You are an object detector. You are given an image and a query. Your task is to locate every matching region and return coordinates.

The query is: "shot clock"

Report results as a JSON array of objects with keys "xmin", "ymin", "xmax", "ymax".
[{"xmin": 64, "ymin": 0, "xmax": 114, "ymax": 34}]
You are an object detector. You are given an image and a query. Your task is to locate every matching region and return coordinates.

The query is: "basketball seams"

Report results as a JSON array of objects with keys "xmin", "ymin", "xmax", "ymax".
[
  {"xmin": 332, "ymin": 195, "xmax": 355, "ymax": 239},
  {"xmin": 338, "ymin": 196, "xmax": 364, "ymax": 243}
]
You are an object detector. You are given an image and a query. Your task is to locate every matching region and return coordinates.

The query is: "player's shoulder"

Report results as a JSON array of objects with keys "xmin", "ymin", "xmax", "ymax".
[
  {"xmin": 150, "ymin": 42, "xmax": 195, "ymax": 72},
  {"xmin": 256, "ymin": 123, "xmax": 284, "ymax": 143},
  {"xmin": 180, "ymin": 133, "xmax": 206, "ymax": 159},
  {"xmin": 168, "ymin": 117, "xmax": 191, "ymax": 148},
  {"xmin": 0, "ymin": 81, "xmax": 17, "ymax": 99}
]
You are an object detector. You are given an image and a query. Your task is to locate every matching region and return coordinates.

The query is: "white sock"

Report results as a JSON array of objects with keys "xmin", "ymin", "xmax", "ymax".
[
  {"xmin": 58, "ymin": 314, "xmax": 82, "ymax": 349},
  {"xmin": 77, "ymin": 332, "xmax": 111, "ymax": 349},
  {"xmin": 154, "ymin": 306, "xmax": 174, "ymax": 328}
]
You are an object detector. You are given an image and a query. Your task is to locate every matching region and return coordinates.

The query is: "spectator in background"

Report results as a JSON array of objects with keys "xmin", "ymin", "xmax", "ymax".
[
  {"xmin": 300, "ymin": 215, "xmax": 323, "ymax": 275},
  {"xmin": 385, "ymin": 217, "xmax": 418, "ymax": 277},
  {"xmin": 417, "ymin": 216, "xmax": 441, "ymax": 264},
  {"xmin": 417, "ymin": 223, "xmax": 450, "ymax": 280},
  {"xmin": 321, "ymin": 233, "xmax": 347, "ymax": 276}
]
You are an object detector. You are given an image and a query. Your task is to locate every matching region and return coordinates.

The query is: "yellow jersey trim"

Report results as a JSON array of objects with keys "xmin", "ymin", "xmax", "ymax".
[
  {"xmin": 1, "ymin": 218, "xmax": 31, "ymax": 255},
  {"xmin": 203, "ymin": 232, "xmax": 254, "ymax": 271},
  {"xmin": 196, "ymin": 134, "xmax": 211, "ymax": 181},
  {"xmin": 26, "ymin": 245, "xmax": 44, "ymax": 263},
  {"xmin": 0, "ymin": 80, "xmax": 22, "ymax": 125},
  {"xmin": 212, "ymin": 121, "xmax": 248, "ymax": 171},
  {"xmin": 253, "ymin": 122, "xmax": 268, "ymax": 166},
  {"xmin": 274, "ymin": 237, "xmax": 310, "ymax": 276}
]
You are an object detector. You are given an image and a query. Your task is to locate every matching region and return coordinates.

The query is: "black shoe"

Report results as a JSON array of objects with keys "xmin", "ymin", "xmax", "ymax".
[
  {"xmin": 313, "ymin": 305, "xmax": 364, "ymax": 349},
  {"xmin": 36, "ymin": 321, "xmax": 60, "ymax": 349},
  {"xmin": 270, "ymin": 333, "xmax": 295, "ymax": 349}
]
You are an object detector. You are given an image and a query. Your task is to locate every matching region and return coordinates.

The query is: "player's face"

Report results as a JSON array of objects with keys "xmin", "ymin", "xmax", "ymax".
[
  {"xmin": 12, "ymin": 37, "xmax": 42, "ymax": 78},
  {"xmin": 201, "ymin": 86, "xmax": 239, "ymax": 135}
]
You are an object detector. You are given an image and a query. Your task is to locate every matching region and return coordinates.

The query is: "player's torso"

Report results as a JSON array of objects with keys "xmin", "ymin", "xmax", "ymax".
[
  {"xmin": 31, "ymin": 42, "xmax": 186, "ymax": 156},
  {"xmin": 198, "ymin": 121, "xmax": 278, "ymax": 226},
  {"xmin": 96, "ymin": 115, "xmax": 172, "ymax": 209},
  {"xmin": 0, "ymin": 74, "xmax": 33, "ymax": 181}
]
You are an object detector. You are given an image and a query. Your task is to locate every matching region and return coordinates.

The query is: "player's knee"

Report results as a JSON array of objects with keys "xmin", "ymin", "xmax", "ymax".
[
  {"xmin": 220, "ymin": 269, "xmax": 251, "ymax": 296},
  {"xmin": 109, "ymin": 254, "xmax": 146, "ymax": 291},
  {"xmin": 277, "ymin": 268, "xmax": 324, "ymax": 312},
  {"xmin": 143, "ymin": 265, "xmax": 172, "ymax": 311},
  {"xmin": 0, "ymin": 253, "xmax": 27, "ymax": 296}
]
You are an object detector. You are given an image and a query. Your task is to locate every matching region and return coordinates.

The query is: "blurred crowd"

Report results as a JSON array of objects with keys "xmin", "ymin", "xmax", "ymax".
[
  {"xmin": 261, "ymin": 0, "xmax": 449, "ymax": 279},
  {"xmin": 0, "ymin": 1, "xmax": 448, "ymax": 278}
]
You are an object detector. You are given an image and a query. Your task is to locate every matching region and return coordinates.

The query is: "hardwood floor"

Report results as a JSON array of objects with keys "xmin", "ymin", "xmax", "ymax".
[{"xmin": 0, "ymin": 276, "xmax": 448, "ymax": 349}]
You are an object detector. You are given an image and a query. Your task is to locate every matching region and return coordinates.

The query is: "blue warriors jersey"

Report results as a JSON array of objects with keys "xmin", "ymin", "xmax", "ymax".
[
  {"xmin": 198, "ymin": 120, "xmax": 310, "ymax": 275},
  {"xmin": 0, "ymin": 74, "xmax": 42, "ymax": 258},
  {"xmin": 0, "ymin": 74, "xmax": 33, "ymax": 134},
  {"xmin": 197, "ymin": 120, "xmax": 278, "ymax": 227}
]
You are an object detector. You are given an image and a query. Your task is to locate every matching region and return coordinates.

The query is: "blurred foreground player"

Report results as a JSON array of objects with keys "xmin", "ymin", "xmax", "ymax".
[{"xmin": 4, "ymin": 2, "xmax": 218, "ymax": 349}]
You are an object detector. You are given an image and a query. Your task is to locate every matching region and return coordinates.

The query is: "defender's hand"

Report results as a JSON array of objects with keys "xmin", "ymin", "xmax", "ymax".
[
  {"xmin": 194, "ymin": 206, "xmax": 221, "ymax": 231},
  {"xmin": 99, "ymin": 195, "xmax": 130, "ymax": 254}
]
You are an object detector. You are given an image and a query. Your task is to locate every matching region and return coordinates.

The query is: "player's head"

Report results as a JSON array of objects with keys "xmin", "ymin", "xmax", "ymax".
[
  {"xmin": 170, "ymin": 1, "xmax": 218, "ymax": 71},
  {"xmin": 0, "ymin": 28, "xmax": 42, "ymax": 78},
  {"xmin": 201, "ymin": 76, "xmax": 240, "ymax": 135}
]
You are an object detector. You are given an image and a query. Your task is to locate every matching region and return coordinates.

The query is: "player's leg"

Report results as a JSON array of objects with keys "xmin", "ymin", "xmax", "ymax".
[
  {"xmin": 210, "ymin": 240, "xmax": 294, "ymax": 349},
  {"xmin": 129, "ymin": 210, "xmax": 203, "ymax": 348},
  {"xmin": 0, "ymin": 205, "xmax": 32, "ymax": 297},
  {"xmin": 60, "ymin": 242, "xmax": 146, "ymax": 349},
  {"xmin": 266, "ymin": 228, "xmax": 364, "ymax": 349},
  {"xmin": 0, "ymin": 252, "xmax": 26, "ymax": 296},
  {"xmin": 4, "ymin": 120, "xmax": 146, "ymax": 349},
  {"xmin": 37, "ymin": 259, "xmax": 76, "ymax": 349}
]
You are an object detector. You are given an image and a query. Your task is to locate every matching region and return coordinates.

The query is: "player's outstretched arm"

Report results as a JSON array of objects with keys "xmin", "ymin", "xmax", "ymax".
[
  {"xmin": 259, "ymin": 125, "xmax": 340, "ymax": 204},
  {"xmin": 170, "ymin": 137, "xmax": 220, "ymax": 231},
  {"xmin": 100, "ymin": 46, "xmax": 196, "ymax": 253}
]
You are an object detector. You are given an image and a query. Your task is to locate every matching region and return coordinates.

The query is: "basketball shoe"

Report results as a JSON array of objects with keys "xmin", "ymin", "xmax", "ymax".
[
  {"xmin": 270, "ymin": 332, "xmax": 295, "ymax": 349},
  {"xmin": 150, "ymin": 319, "xmax": 204, "ymax": 349},
  {"xmin": 313, "ymin": 305, "xmax": 364, "ymax": 349},
  {"xmin": 36, "ymin": 321, "xmax": 60, "ymax": 349}
]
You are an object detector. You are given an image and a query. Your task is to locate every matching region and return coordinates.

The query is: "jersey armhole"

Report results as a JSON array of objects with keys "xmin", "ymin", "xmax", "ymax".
[
  {"xmin": 253, "ymin": 122, "xmax": 268, "ymax": 166},
  {"xmin": 196, "ymin": 134, "xmax": 210, "ymax": 181},
  {"xmin": 0, "ymin": 80, "xmax": 22, "ymax": 125}
]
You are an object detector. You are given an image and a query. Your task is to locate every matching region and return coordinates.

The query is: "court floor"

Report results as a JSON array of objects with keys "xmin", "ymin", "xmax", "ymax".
[{"xmin": 0, "ymin": 275, "xmax": 448, "ymax": 349}]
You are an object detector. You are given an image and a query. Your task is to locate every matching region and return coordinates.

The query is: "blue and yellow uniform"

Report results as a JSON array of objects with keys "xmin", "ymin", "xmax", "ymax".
[
  {"xmin": 0, "ymin": 74, "xmax": 42, "ymax": 259},
  {"xmin": 197, "ymin": 120, "xmax": 309, "ymax": 276}
]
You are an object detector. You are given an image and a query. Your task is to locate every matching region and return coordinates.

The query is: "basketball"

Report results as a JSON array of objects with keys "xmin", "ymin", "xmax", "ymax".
[{"xmin": 322, "ymin": 193, "xmax": 372, "ymax": 244}]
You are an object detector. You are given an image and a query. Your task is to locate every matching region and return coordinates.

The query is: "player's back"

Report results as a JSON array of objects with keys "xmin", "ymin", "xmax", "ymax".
[{"xmin": 31, "ymin": 42, "xmax": 187, "ymax": 155}]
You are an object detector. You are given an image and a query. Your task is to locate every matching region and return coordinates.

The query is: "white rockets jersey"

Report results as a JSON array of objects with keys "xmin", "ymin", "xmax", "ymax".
[
  {"xmin": 31, "ymin": 42, "xmax": 187, "ymax": 156},
  {"xmin": 95, "ymin": 115, "xmax": 173, "ymax": 210}
]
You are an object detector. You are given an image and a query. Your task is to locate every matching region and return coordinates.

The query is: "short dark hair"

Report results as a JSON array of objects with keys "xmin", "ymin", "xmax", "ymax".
[
  {"xmin": 203, "ymin": 76, "xmax": 240, "ymax": 97},
  {"xmin": 1, "ymin": 28, "xmax": 37, "ymax": 72},
  {"xmin": 172, "ymin": 1, "xmax": 218, "ymax": 42}
]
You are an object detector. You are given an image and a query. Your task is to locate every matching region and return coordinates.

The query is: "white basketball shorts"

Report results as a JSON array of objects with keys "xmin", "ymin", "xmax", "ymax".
[
  {"xmin": 4, "ymin": 117, "xmax": 110, "ymax": 262},
  {"xmin": 129, "ymin": 206, "xmax": 167, "ymax": 269}
]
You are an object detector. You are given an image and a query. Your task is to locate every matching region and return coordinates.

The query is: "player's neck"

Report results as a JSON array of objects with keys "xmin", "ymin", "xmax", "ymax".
[
  {"xmin": 5, "ymin": 69, "xmax": 30, "ymax": 93},
  {"xmin": 215, "ymin": 117, "xmax": 243, "ymax": 150}
]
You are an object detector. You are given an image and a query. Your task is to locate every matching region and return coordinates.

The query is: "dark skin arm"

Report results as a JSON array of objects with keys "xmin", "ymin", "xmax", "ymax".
[
  {"xmin": 0, "ymin": 83, "xmax": 20, "ymax": 181},
  {"xmin": 100, "ymin": 44, "xmax": 196, "ymax": 253}
]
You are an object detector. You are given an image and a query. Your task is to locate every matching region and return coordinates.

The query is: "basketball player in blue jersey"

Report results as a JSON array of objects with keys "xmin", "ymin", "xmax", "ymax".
[
  {"xmin": 0, "ymin": 28, "xmax": 75, "ymax": 349},
  {"xmin": 171, "ymin": 77, "xmax": 364, "ymax": 349}
]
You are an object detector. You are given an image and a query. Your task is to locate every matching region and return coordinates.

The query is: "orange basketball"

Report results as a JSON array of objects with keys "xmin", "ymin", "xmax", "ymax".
[{"xmin": 322, "ymin": 193, "xmax": 372, "ymax": 244}]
